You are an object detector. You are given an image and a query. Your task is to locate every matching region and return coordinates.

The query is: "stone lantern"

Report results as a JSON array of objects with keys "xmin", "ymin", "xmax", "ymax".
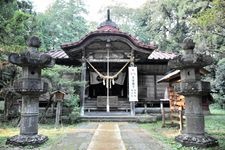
[
  {"xmin": 168, "ymin": 38, "xmax": 218, "ymax": 147},
  {"xmin": 6, "ymin": 36, "xmax": 55, "ymax": 146}
]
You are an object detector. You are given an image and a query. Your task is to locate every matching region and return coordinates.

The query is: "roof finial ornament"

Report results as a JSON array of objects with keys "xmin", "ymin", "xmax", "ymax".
[
  {"xmin": 107, "ymin": 9, "xmax": 111, "ymax": 21},
  {"xmin": 98, "ymin": 9, "xmax": 118, "ymax": 29}
]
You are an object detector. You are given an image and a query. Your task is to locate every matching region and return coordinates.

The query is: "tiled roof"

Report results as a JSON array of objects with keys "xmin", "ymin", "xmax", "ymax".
[
  {"xmin": 157, "ymin": 68, "xmax": 209, "ymax": 83},
  {"xmin": 50, "ymin": 18, "xmax": 176, "ymax": 61},
  {"xmin": 47, "ymin": 49, "xmax": 176, "ymax": 61},
  {"xmin": 157, "ymin": 70, "xmax": 180, "ymax": 83},
  {"xmin": 148, "ymin": 50, "xmax": 176, "ymax": 60},
  {"xmin": 46, "ymin": 50, "xmax": 68, "ymax": 59},
  {"xmin": 61, "ymin": 24, "xmax": 156, "ymax": 50}
]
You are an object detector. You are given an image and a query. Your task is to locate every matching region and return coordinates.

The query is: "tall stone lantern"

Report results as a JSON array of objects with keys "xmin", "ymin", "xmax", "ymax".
[
  {"xmin": 6, "ymin": 36, "xmax": 55, "ymax": 146},
  {"xmin": 168, "ymin": 38, "xmax": 218, "ymax": 147}
]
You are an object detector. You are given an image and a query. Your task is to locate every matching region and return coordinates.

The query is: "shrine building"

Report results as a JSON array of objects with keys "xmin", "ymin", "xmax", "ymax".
[{"xmin": 48, "ymin": 12, "xmax": 176, "ymax": 116}]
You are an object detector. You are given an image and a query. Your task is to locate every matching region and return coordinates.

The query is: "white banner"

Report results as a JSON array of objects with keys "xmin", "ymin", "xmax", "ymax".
[{"xmin": 129, "ymin": 67, "xmax": 138, "ymax": 101}]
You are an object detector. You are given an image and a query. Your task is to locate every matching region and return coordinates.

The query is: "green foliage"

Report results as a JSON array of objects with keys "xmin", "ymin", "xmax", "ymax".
[
  {"xmin": 42, "ymin": 65, "xmax": 81, "ymax": 122},
  {"xmin": 0, "ymin": 0, "xmax": 33, "ymax": 54},
  {"xmin": 194, "ymin": 0, "xmax": 225, "ymax": 29},
  {"xmin": 36, "ymin": 0, "xmax": 89, "ymax": 51},
  {"xmin": 192, "ymin": 0, "xmax": 225, "ymax": 55},
  {"xmin": 42, "ymin": 65, "xmax": 81, "ymax": 93},
  {"xmin": 65, "ymin": 95, "xmax": 80, "ymax": 123},
  {"xmin": 0, "ymin": 62, "xmax": 17, "ymax": 89},
  {"xmin": 102, "ymin": 0, "xmax": 210, "ymax": 52},
  {"xmin": 212, "ymin": 59, "xmax": 225, "ymax": 108},
  {"xmin": 141, "ymin": 0, "xmax": 209, "ymax": 52}
]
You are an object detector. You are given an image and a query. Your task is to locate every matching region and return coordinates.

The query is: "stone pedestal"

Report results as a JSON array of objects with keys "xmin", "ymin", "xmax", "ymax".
[
  {"xmin": 20, "ymin": 96, "xmax": 39, "ymax": 135},
  {"xmin": 6, "ymin": 36, "xmax": 54, "ymax": 146},
  {"xmin": 168, "ymin": 38, "xmax": 218, "ymax": 148}
]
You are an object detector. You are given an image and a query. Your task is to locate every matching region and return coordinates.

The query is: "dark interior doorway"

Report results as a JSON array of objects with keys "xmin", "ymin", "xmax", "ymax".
[{"xmin": 89, "ymin": 73, "xmax": 127, "ymax": 98}]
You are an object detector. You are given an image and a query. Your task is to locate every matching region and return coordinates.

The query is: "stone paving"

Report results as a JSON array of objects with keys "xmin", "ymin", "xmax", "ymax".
[
  {"xmin": 46, "ymin": 123, "xmax": 98, "ymax": 150},
  {"xmin": 120, "ymin": 123, "xmax": 168, "ymax": 150},
  {"xmin": 48, "ymin": 122, "xmax": 168, "ymax": 150},
  {"xmin": 3, "ymin": 122, "xmax": 169, "ymax": 150},
  {"xmin": 87, "ymin": 123, "xmax": 126, "ymax": 150}
]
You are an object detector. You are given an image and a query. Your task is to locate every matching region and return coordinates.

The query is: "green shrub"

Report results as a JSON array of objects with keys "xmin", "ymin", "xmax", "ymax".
[
  {"xmin": 65, "ymin": 95, "xmax": 80, "ymax": 123},
  {"xmin": 212, "ymin": 58, "xmax": 225, "ymax": 109},
  {"xmin": 42, "ymin": 65, "xmax": 82, "ymax": 123}
]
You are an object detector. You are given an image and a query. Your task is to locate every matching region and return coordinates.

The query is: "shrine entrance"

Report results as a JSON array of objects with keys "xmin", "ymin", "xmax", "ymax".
[
  {"xmin": 87, "ymin": 62, "xmax": 129, "ymax": 112},
  {"xmin": 88, "ymin": 63, "xmax": 128, "ymax": 98}
]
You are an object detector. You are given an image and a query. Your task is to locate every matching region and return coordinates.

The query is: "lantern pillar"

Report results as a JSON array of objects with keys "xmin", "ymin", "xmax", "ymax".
[
  {"xmin": 6, "ymin": 36, "xmax": 55, "ymax": 146},
  {"xmin": 168, "ymin": 38, "xmax": 218, "ymax": 148}
]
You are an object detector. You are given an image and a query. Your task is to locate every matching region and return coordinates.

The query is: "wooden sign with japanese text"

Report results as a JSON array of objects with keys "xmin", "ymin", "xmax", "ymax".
[{"xmin": 129, "ymin": 66, "xmax": 138, "ymax": 101}]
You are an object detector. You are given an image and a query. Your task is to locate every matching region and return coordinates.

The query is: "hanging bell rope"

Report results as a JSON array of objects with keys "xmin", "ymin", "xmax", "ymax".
[{"xmin": 85, "ymin": 58, "xmax": 130, "ymax": 88}]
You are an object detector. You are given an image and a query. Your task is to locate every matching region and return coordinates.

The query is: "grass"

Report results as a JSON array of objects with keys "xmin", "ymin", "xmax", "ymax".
[
  {"xmin": 0, "ymin": 122, "xmax": 78, "ymax": 149},
  {"xmin": 140, "ymin": 105, "xmax": 225, "ymax": 150}
]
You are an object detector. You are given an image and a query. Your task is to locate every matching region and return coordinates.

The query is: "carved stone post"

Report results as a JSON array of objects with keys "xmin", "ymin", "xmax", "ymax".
[
  {"xmin": 6, "ymin": 36, "xmax": 55, "ymax": 146},
  {"xmin": 168, "ymin": 38, "xmax": 218, "ymax": 147}
]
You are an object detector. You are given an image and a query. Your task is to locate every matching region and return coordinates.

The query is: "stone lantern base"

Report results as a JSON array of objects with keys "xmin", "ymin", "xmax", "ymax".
[
  {"xmin": 175, "ymin": 134, "xmax": 218, "ymax": 148},
  {"xmin": 6, "ymin": 135, "xmax": 48, "ymax": 146}
]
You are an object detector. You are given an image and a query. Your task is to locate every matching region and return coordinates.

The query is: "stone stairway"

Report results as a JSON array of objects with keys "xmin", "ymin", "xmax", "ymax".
[
  {"xmin": 84, "ymin": 99, "xmax": 130, "ymax": 112},
  {"xmin": 80, "ymin": 112, "xmax": 158, "ymax": 122}
]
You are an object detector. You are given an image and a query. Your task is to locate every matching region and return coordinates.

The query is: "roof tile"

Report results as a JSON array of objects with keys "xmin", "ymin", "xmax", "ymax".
[
  {"xmin": 148, "ymin": 50, "xmax": 176, "ymax": 60},
  {"xmin": 47, "ymin": 49, "xmax": 176, "ymax": 61}
]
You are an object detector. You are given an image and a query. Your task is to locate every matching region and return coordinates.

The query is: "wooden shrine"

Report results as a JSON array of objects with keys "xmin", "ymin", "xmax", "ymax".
[
  {"xmin": 47, "ymin": 10, "xmax": 176, "ymax": 116},
  {"xmin": 157, "ymin": 69, "xmax": 212, "ymax": 131}
]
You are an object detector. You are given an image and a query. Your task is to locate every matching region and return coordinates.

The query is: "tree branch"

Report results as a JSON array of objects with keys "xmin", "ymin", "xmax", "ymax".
[
  {"xmin": 212, "ymin": 32, "xmax": 225, "ymax": 38},
  {"xmin": 218, "ymin": 23, "xmax": 225, "ymax": 30}
]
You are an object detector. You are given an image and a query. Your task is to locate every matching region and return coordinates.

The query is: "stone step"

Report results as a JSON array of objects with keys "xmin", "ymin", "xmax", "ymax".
[{"xmin": 80, "ymin": 115, "xmax": 158, "ymax": 123}]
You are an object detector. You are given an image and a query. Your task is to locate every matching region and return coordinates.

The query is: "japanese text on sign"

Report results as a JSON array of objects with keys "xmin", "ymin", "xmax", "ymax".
[{"xmin": 129, "ymin": 67, "xmax": 138, "ymax": 101}]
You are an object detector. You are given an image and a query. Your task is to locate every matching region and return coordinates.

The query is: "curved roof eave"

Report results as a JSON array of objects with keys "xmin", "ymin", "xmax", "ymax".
[{"xmin": 60, "ymin": 30, "xmax": 157, "ymax": 52}]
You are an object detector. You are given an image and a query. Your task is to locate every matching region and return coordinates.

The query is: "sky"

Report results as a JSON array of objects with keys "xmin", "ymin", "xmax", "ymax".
[{"xmin": 30, "ymin": 0, "xmax": 147, "ymax": 22}]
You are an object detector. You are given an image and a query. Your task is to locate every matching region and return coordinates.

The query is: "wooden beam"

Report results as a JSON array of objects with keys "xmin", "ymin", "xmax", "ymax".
[{"xmin": 87, "ymin": 58, "xmax": 131, "ymax": 62}]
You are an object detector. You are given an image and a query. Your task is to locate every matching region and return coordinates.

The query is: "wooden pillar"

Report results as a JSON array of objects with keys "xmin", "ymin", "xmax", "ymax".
[
  {"xmin": 154, "ymin": 75, "xmax": 157, "ymax": 100},
  {"xmin": 130, "ymin": 101, "xmax": 135, "ymax": 116},
  {"xmin": 160, "ymin": 100, "xmax": 165, "ymax": 127},
  {"xmin": 50, "ymin": 103, "xmax": 54, "ymax": 116},
  {"xmin": 106, "ymin": 44, "xmax": 110, "ymax": 112},
  {"xmin": 179, "ymin": 107, "xmax": 184, "ymax": 133},
  {"xmin": 80, "ymin": 57, "xmax": 86, "ymax": 116},
  {"xmin": 129, "ymin": 54, "xmax": 136, "ymax": 116},
  {"xmin": 55, "ymin": 101, "xmax": 61, "ymax": 127}
]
